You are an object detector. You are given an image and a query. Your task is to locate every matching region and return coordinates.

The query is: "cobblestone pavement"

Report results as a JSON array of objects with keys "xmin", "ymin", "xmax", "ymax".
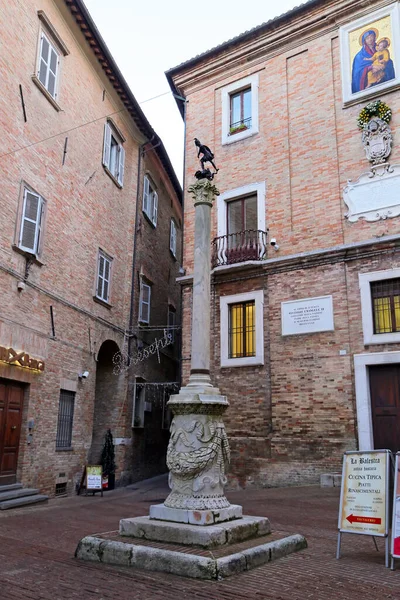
[{"xmin": 0, "ymin": 476, "xmax": 398, "ymax": 600}]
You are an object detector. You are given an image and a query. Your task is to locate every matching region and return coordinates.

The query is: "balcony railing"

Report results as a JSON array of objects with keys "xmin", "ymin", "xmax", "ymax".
[{"xmin": 212, "ymin": 229, "xmax": 268, "ymax": 268}]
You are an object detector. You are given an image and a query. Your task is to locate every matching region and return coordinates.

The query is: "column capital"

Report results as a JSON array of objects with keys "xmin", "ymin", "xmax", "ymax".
[{"xmin": 188, "ymin": 179, "xmax": 220, "ymax": 207}]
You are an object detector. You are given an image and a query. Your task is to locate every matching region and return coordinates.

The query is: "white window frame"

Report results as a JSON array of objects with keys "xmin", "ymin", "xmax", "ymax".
[
  {"xmin": 220, "ymin": 290, "xmax": 264, "ymax": 368},
  {"xmin": 37, "ymin": 30, "xmax": 60, "ymax": 100},
  {"xmin": 170, "ymin": 219, "xmax": 177, "ymax": 257},
  {"xmin": 359, "ymin": 268, "xmax": 400, "ymax": 345},
  {"xmin": 142, "ymin": 175, "xmax": 158, "ymax": 226},
  {"xmin": 139, "ymin": 281, "xmax": 151, "ymax": 323},
  {"xmin": 96, "ymin": 250, "xmax": 112, "ymax": 304},
  {"xmin": 102, "ymin": 121, "xmax": 125, "ymax": 187},
  {"xmin": 221, "ymin": 74, "xmax": 259, "ymax": 145},
  {"xmin": 18, "ymin": 186, "xmax": 44, "ymax": 256}
]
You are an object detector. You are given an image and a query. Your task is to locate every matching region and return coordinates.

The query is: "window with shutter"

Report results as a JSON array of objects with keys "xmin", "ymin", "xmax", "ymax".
[
  {"xmin": 38, "ymin": 32, "xmax": 60, "ymax": 99},
  {"xmin": 19, "ymin": 188, "xmax": 43, "ymax": 255},
  {"xmin": 139, "ymin": 282, "xmax": 151, "ymax": 323},
  {"xmin": 170, "ymin": 219, "xmax": 177, "ymax": 256},
  {"xmin": 96, "ymin": 251, "xmax": 112, "ymax": 303},
  {"xmin": 102, "ymin": 121, "xmax": 125, "ymax": 187},
  {"xmin": 142, "ymin": 176, "xmax": 158, "ymax": 227}
]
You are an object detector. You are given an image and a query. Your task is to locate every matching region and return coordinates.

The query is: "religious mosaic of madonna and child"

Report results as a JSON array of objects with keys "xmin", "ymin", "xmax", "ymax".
[{"xmin": 340, "ymin": 3, "xmax": 400, "ymax": 103}]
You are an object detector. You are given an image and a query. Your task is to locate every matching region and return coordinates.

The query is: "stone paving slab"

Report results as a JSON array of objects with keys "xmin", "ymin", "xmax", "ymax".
[{"xmin": 1, "ymin": 479, "xmax": 400, "ymax": 599}]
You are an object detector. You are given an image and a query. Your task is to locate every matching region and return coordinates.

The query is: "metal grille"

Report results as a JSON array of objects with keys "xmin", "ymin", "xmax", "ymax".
[
  {"xmin": 55, "ymin": 482, "xmax": 67, "ymax": 496},
  {"xmin": 228, "ymin": 301, "xmax": 255, "ymax": 358},
  {"xmin": 371, "ymin": 278, "xmax": 400, "ymax": 334},
  {"xmin": 56, "ymin": 390, "xmax": 75, "ymax": 449}
]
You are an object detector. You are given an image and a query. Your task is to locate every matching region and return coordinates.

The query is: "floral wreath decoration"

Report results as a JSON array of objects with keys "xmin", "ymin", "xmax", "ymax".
[{"xmin": 357, "ymin": 100, "xmax": 392, "ymax": 129}]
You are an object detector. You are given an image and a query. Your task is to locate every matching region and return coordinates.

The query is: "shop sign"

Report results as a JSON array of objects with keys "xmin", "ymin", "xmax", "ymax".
[
  {"xmin": 337, "ymin": 450, "xmax": 390, "ymax": 567},
  {"xmin": 0, "ymin": 345, "xmax": 45, "ymax": 371}
]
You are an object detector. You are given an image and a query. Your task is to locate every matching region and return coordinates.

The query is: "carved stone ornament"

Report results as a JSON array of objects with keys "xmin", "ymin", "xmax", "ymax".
[
  {"xmin": 344, "ymin": 163, "xmax": 400, "ymax": 222},
  {"xmin": 362, "ymin": 118, "xmax": 392, "ymax": 166},
  {"xmin": 164, "ymin": 396, "xmax": 231, "ymax": 510},
  {"xmin": 187, "ymin": 179, "xmax": 220, "ymax": 207}
]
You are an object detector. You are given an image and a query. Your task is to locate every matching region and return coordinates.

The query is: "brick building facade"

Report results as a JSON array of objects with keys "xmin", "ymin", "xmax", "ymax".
[
  {"xmin": 0, "ymin": 0, "xmax": 182, "ymax": 497},
  {"xmin": 168, "ymin": 0, "xmax": 400, "ymax": 486}
]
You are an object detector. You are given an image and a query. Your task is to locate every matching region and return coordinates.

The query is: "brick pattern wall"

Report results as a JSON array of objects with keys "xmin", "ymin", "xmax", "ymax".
[
  {"xmin": 176, "ymin": 0, "xmax": 400, "ymax": 487},
  {"xmin": 0, "ymin": 0, "xmax": 181, "ymax": 496}
]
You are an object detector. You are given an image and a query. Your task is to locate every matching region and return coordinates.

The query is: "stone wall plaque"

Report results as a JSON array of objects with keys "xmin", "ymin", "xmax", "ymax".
[
  {"xmin": 344, "ymin": 164, "xmax": 400, "ymax": 222},
  {"xmin": 281, "ymin": 295, "xmax": 334, "ymax": 336}
]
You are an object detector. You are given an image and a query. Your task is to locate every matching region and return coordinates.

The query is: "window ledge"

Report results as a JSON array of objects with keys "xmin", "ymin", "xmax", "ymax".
[
  {"xmin": 12, "ymin": 244, "xmax": 44, "ymax": 266},
  {"xmin": 56, "ymin": 447, "xmax": 73, "ymax": 452},
  {"xmin": 93, "ymin": 295, "xmax": 112, "ymax": 309},
  {"xmin": 221, "ymin": 357, "xmax": 264, "ymax": 368},
  {"xmin": 103, "ymin": 165, "xmax": 123, "ymax": 189},
  {"xmin": 143, "ymin": 211, "xmax": 156, "ymax": 228},
  {"xmin": 222, "ymin": 127, "xmax": 258, "ymax": 146},
  {"xmin": 170, "ymin": 250, "xmax": 177, "ymax": 260},
  {"xmin": 32, "ymin": 75, "xmax": 61, "ymax": 111}
]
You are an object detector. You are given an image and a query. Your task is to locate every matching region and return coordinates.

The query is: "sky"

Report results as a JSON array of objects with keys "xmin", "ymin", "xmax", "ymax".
[{"xmin": 84, "ymin": 0, "xmax": 300, "ymax": 184}]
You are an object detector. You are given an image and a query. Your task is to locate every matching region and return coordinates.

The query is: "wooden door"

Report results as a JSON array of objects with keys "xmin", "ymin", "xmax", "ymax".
[
  {"xmin": 0, "ymin": 380, "xmax": 24, "ymax": 485},
  {"xmin": 369, "ymin": 364, "xmax": 400, "ymax": 453}
]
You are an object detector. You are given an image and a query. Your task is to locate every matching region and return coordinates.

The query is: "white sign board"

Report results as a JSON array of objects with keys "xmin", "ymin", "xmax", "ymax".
[
  {"xmin": 86, "ymin": 465, "xmax": 102, "ymax": 490},
  {"xmin": 338, "ymin": 450, "xmax": 389, "ymax": 537},
  {"xmin": 391, "ymin": 453, "xmax": 400, "ymax": 559},
  {"xmin": 281, "ymin": 295, "xmax": 334, "ymax": 336}
]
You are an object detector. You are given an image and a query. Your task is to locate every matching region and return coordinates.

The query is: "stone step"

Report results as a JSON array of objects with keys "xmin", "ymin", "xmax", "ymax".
[
  {"xmin": 0, "ymin": 488, "xmax": 40, "ymax": 502},
  {"xmin": 0, "ymin": 494, "xmax": 48, "ymax": 510},
  {"xmin": 0, "ymin": 483, "xmax": 23, "ymax": 493}
]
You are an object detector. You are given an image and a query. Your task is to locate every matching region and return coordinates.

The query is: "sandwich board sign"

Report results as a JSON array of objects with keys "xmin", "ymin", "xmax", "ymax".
[
  {"xmin": 85, "ymin": 465, "xmax": 103, "ymax": 496},
  {"xmin": 337, "ymin": 450, "xmax": 390, "ymax": 567},
  {"xmin": 391, "ymin": 452, "xmax": 400, "ymax": 569}
]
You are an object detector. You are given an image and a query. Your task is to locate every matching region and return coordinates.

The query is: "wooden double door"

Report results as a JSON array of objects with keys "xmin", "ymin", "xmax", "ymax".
[
  {"xmin": 0, "ymin": 380, "xmax": 24, "ymax": 485},
  {"xmin": 369, "ymin": 364, "xmax": 400, "ymax": 454}
]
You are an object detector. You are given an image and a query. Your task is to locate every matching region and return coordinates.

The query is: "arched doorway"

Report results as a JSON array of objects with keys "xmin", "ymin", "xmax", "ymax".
[{"xmin": 89, "ymin": 340, "xmax": 127, "ymax": 471}]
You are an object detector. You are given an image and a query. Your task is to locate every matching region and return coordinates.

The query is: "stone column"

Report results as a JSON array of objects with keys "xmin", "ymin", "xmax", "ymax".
[
  {"xmin": 187, "ymin": 179, "xmax": 219, "ymax": 389},
  {"xmin": 149, "ymin": 178, "xmax": 241, "ymax": 520}
]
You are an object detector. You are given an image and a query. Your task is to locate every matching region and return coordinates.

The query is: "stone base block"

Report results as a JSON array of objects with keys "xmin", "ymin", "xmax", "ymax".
[
  {"xmin": 320, "ymin": 473, "xmax": 342, "ymax": 488},
  {"xmin": 149, "ymin": 503, "xmax": 243, "ymax": 526},
  {"xmin": 119, "ymin": 515, "xmax": 270, "ymax": 548},
  {"xmin": 75, "ymin": 532, "xmax": 307, "ymax": 580}
]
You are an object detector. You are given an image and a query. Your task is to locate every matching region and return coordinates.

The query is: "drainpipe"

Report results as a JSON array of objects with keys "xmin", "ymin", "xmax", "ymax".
[{"xmin": 128, "ymin": 138, "xmax": 153, "ymax": 358}]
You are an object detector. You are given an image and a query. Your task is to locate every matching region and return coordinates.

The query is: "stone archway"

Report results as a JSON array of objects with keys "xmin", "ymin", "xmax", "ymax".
[{"xmin": 89, "ymin": 340, "xmax": 126, "ymax": 467}]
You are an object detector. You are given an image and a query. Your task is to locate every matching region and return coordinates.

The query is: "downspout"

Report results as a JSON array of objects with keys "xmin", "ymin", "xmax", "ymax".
[{"xmin": 128, "ymin": 137, "xmax": 154, "ymax": 358}]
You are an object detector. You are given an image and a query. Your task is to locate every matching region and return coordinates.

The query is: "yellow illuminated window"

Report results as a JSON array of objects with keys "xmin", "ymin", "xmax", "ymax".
[
  {"xmin": 228, "ymin": 301, "xmax": 255, "ymax": 358},
  {"xmin": 371, "ymin": 279, "xmax": 400, "ymax": 334}
]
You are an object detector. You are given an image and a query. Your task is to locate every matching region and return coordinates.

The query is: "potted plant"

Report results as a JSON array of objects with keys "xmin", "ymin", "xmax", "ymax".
[{"xmin": 100, "ymin": 429, "xmax": 116, "ymax": 490}]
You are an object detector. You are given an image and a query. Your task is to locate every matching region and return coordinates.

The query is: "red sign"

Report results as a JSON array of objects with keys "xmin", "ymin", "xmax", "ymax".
[{"xmin": 346, "ymin": 514, "xmax": 381, "ymax": 525}]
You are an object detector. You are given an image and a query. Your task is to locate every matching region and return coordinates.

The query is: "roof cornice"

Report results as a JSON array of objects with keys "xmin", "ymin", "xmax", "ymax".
[{"xmin": 166, "ymin": 0, "xmax": 392, "ymax": 116}]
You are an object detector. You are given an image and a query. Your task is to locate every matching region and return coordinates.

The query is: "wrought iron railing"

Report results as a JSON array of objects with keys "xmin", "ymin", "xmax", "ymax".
[
  {"xmin": 212, "ymin": 229, "xmax": 268, "ymax": 267},
  {"xmin": 229, "ymin": 116, "xmax": 252, "ymax": 135}
]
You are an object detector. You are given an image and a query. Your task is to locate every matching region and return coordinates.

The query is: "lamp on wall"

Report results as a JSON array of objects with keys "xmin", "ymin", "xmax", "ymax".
[{"xmin": 78, "ymin": 371, "xmax": 89, "ymax": 379}]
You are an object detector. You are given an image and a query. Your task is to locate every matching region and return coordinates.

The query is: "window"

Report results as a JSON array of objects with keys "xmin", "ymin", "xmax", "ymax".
[
  {"xmin": 359, "ymin": 269, "xmax": 400, "ymax": 344},
  {"xmin": 230, "ymin": 88, "xmax": 251, "ymax": 134},
  {"xmin": 18, "ymin": 187, "xmax": 44, "ymax": 256},
  {"xmin": 143, "ymin": 175, "xmax": 158, "ymax": 226},
  {"xmin": 215, "ymin": 182, "xmax": 266, "ymax": 267},
  {"xmin": 221, "ymin": 74, "xmax": 259, "ymax": 145},
  {"xmin": 56, "ymin": 390, "xmax": 75, "ymax": 449},
  {"xmin": 371, "ymin": 278, "xmax": 400, "ymax": 334},
  {"xmin": 38, "ymin": 32, "xmax": 60, "ymax": 99},
  {"xmin": 229, "ymin": 301, "xmax": 255, "ymax": 358},
  {"xmin": 96, "ymin": 251, "xmax": 112, "ymax": 304},
  {"xmin": 139, "ymin": 281, "xmax": 151, "ymax": 323},
  {"xmin": 168, "ymin": 306, "xmax": 176, "ymax": 343},
  {"xmin": 170, "ymin": 219, "xmax": 177, "ymax": 256},
  {"xmin": 103, "ymin": 122, "xmax": 125, "ymax": 186},
  {"xmin": 220, "ymin": 290, "xmax": 264, "ymax": 367}
]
